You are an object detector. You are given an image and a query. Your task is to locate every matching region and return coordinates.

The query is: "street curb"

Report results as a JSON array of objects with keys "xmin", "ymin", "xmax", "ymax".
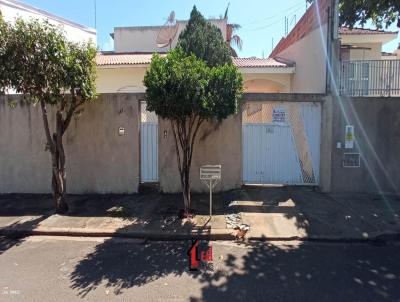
[
  {"xmin": 1, "ymin": 227, "xmax": 400, "ymax": 243},
  {"xmin": 0, "ymin": 228, "xmax": 236, "ymax": 241}
]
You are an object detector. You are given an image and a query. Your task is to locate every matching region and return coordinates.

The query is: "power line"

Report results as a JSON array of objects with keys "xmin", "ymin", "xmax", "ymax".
[
  {"xmin": 243, "ymin": 0, "xmax": 303, "ymax": 26},
  {"xmin": 243, "ymin": 6, "xmax": 304, "ymax": 32},
  {"xmin": 242, "ymin": 1, "xmax": 304, "ymax": 26},
  {"xmin": 242, "ymin": 19, "xmax": 282, "ymax": 32},
  {"xmin": 241, "ymin": 3, "xmax": 305, "ymax": 32}
]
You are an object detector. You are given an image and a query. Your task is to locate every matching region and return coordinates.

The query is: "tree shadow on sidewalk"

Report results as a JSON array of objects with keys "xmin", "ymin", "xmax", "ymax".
[{"xmin": 0, "ymin": 216, "xmax": 50, "ymax": 255}]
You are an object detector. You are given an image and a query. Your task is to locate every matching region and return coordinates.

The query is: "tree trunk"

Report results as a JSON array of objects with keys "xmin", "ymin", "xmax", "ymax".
[
  {"xmin": 39, "ymin": 97, "xmax": 82, "ymax": 214},
  {"xmin": 171, "ymin": 117, "xmax": 204, "ymax": 216},
  {"xmin": 52, "ymin": 112, "xmax": 68, "ymax": 214},
  {"xmin": 51, "ymin": 146, "xmax": 68, "ymax": 213},
  {"xmin": 182, "ymin": 161, "xmax": 191, "ymax": 213},
  {"xmin": 52, "ymin": 169, "xmax": 68, "ymax": 213}
]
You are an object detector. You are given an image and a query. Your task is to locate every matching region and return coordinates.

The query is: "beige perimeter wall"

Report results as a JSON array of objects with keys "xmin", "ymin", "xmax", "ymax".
[
  {"xmin": 2, "ymin": 92, "xmax": 333, "ymax": 195},
  {"xmin": 330, "ymin": 96, "xmax": 400, "ymax": 194},
  {"xmin": 0, "ymin": 92, "xmax": 242, "ymax": 194},
  {"xmin": 0, "ymin": 94, "xmax": 141, "ymax": 194},
  {"xmin": 158, "ymin": 114, "xmax": 242, "ymax": 193}
]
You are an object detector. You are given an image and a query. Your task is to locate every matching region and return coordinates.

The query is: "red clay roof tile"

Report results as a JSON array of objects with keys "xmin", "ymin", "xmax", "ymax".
[
  {"xmin": 96, "ymin": 53, "xmax": 290, "ymax": 68},
  {"xmin": 339, "ymin": 27, "xmax": 398, "ymax": 35},
  {"xmin": 232, "ymin": 57, "xmax": 289, "ymax": 68}
]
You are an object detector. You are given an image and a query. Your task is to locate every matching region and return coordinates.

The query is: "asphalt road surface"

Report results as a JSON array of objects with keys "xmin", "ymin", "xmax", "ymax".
[{"xmin": 0, "ymin": 236, "xmax": 400, "ymax": 301}]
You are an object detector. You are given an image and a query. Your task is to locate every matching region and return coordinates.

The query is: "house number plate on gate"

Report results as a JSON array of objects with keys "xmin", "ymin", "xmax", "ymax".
[{"xmin": 343, "ymin": 153, "xmax": 360, "ymax": 168}]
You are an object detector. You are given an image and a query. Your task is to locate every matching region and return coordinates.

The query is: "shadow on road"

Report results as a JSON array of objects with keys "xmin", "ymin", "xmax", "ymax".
[
  {"xmin": 191, "ymin": 241, "xmax": 400, "ymax": 301},
  {"xmin": 68, "ymin": 236, "xmax": 400, "ymax": 300},
  {"xmin": 69, "ymin": 239, "xmax": 198, "ymax": 297}
]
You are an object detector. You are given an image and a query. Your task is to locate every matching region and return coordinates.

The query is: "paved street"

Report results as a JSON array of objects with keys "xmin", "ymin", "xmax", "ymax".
[{"xmin": 0, "ymin": 236, "xmax": 400, "ymax": 301}]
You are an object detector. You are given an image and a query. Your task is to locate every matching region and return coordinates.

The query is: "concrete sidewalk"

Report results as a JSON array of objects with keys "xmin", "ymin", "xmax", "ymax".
[{"xmin": 0, "ymin": 188, "xmax": 399, "ymax": 241}]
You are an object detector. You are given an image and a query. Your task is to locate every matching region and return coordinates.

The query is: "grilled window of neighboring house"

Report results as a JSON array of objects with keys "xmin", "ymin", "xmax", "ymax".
[{"xmin": 361, "ymin": 62, "xmax": 369, "ymax": 96}]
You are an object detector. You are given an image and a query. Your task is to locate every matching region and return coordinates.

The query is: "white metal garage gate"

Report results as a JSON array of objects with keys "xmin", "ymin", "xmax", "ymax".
[{"xmin": 242, "ymin": 101, "xmax": 321, "ymax": 185}]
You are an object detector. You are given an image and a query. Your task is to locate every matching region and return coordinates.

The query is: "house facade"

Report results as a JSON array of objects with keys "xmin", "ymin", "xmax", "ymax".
[
  {"xmin": 94, "ymin": 20, "xmax": 302, "ymax": 193},
  {"xmin": 94, "ymin": 4, "xmax": 334, "ymax": 193},
  {"xmin": 97, "ymin": 19, "xmax": 296, "ymax": 95},
  {"xmin": 1, "ymin": 0, "xmax": 399, "ymax": 195}
]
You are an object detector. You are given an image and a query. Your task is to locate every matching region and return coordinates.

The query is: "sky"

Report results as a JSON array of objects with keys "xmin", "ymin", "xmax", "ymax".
[{"xmin": 12, "ymin": 0, "xmax": 400, "ymax": 57}]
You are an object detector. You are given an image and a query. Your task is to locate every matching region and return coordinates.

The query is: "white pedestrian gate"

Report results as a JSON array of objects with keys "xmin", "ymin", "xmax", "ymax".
[
  {"xmin": 242, "ymin": 102, "xmax": 321, "ymax": 185},
  {"xmin": 140, "ymin": 102, "xmax": 158, "ymax": 182}
]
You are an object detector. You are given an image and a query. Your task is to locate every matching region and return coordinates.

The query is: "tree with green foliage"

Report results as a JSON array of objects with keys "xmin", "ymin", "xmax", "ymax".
[
  {"xmin": 177, "ymin": 6, "xmax": 232, "ymax": 67},
  {"xmin": 307, "ymin": 0, "xmax": 399, "ymax": 28},
  {"xmin": 0, "ymin": 12, "xmax": 9, "ymax": 91},
  {"xmin": 144, "ymin": 10, "xmax": 243, "ymax": 214},
  {"xmin": 0, "ymin": 17, "xmax": 97, "ymax": 213},
  {"xmin": 339, "ymin": 0, "xmax": 399, "ymax": 29}
]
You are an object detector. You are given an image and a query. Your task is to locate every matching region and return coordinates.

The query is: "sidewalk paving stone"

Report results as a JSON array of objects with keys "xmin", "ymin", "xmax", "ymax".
[{"xmin": 0, "ymin": 188, "xmax": 399, "ymax": 241}]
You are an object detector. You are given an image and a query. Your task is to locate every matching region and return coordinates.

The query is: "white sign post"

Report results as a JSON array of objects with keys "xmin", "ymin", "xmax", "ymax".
[{"xmin": 200, "ymin": 165, "xmax": 221, "ymax": 217}]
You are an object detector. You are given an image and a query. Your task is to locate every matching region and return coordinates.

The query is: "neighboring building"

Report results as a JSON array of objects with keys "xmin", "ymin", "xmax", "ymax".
[
  {"xmin": 338, "ymin": 27, "xmax": 399, "ymax": 97},
  {"xmin": 269, "ymin": 0, "xmax": 333, "ymax": 94},
  {"xmin": 339, "ymin": 27, "xmax": 398, "ymax": 61},
  {"xmin": 392, "ymin": 44, "xmax": 400, "ymax": 56},
  {"xmin": 0, "ymin": 0, "xmax": 96, "ymax": 44},
  {"xmin": 268, "ymin": 0, "xmax": 400, "ymax": 195},
  {"xmin": 381, "ymin": 49, "xmax": 399, "ymax": 60}
]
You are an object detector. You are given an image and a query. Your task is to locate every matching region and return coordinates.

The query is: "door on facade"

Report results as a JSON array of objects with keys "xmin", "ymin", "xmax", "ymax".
[
  {"xmin": 140, "ymin": 102, "xmax": 158, "ymax": 182},
  {"xmin": 242, "ymin": 102, "xmax": 321, "ymax": 185}
]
